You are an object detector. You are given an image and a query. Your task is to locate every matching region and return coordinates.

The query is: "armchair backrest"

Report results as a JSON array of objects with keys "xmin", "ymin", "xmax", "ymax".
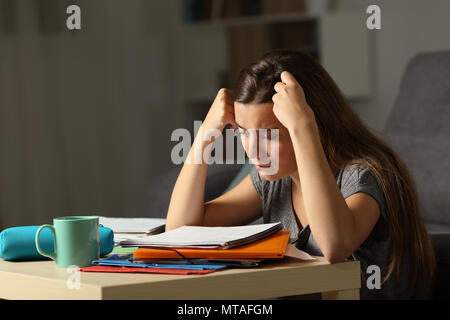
[{"xmin": 383, "ymin": 51, "xmax": 450, "ymax": 225}]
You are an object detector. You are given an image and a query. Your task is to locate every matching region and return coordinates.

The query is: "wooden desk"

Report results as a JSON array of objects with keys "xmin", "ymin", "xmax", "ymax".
[{"xmin": 0, "ymin": 257, "xmax": 360, "ymax": 300}]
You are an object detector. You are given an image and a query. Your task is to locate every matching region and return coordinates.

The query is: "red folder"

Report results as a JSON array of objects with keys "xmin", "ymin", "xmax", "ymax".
[
  {"xmin": 80, "ymin": 265, "xmax": 218, "ymax": 275},
  {"xmin": 133, "ymin": 230, "xmax": 290, "ymax": 260}
]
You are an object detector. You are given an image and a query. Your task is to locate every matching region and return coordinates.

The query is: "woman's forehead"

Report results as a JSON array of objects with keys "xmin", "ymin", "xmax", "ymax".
[{"xmin": 234, "ymin": 102, "xmax": 280, "ymax": 129}]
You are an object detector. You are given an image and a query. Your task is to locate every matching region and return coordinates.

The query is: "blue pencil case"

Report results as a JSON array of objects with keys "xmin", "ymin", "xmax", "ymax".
[{"xmin": 0, "ymin": 225, "xmax": 114, "ymax": 261}]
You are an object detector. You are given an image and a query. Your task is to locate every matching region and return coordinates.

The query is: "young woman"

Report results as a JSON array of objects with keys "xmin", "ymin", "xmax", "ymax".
[{"xmin": 165, "ymin": 49, "xmax": 435, "ymax": 299}]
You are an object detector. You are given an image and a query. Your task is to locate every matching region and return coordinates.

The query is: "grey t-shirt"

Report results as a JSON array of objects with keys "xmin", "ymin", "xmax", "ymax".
[{"xmin": 250, "ymin": 163, "xmax": 424, "ymax": 300}]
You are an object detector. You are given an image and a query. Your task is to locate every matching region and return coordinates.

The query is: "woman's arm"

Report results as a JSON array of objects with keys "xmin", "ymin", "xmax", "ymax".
[
  {"xmin": 165, "ymin": 89, "xmax": 262, "ymax": 231},
  {"xmin": 165, "ymin": 127, "xmax": 211, "ymax": 231},
  {"xmin": 272, "ymin": 72, "xmax": 380, "ymax": 263},
  {"xmin": 289, "ymin": 124, "xmax": 380, "ymax": 262},
  {"xmin": 203, "ymin": 174, "xmax": 262, "ymax": 227}
]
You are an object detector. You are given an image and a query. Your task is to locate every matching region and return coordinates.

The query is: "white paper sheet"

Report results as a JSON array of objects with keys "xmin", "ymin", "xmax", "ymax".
[{"xmin": 284, "ymin": 244, "xmax": 316, "ymax": 261}]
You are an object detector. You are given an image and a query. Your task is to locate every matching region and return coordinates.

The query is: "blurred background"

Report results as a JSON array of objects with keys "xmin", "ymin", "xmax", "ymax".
[{"xmin": 1, "ymin": 0, "xmax": 449, "ymax": 228}]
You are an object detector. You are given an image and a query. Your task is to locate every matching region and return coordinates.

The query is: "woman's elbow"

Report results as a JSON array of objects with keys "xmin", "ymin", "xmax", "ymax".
[
  {"xmin": 323, "ymin": 251, "xmax": 347, "ymax": 264},
  {"xmin": 165, "ymin": 224, "xmax": 175, "ymax": 232},
  {"xmin": 165, "ymin": 215, "xmax": 205, "ymax": 232},
  {"xmin": 165, "ymin": 220, "xmax": 190, "ymax": 232},
  {"xmin": 321, "ymin": 243, "xmax": 353, "ymax": 264}
]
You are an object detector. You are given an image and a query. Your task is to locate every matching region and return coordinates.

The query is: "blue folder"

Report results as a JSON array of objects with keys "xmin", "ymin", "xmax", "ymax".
[{"xmin": 92, "ymin": 254, "xmax": 227, "ymax": 271}]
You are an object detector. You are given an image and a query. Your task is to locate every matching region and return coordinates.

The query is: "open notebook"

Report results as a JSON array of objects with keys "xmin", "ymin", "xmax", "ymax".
[
  {"xmin": 98, "ymin": 216, "xmax": 166, "ymax": 245},
  {"xmin": 98, "ymin": 216, "xmax": 166, "ymax": 234},
  {"xmin": 119, "ymin": 222, "xmax": 282, "ymax": 249}
]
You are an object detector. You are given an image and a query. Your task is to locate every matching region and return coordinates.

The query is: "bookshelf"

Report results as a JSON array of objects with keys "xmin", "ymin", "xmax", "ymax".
[
  {"xmin": 183, "ymin": 11, "xmax": 318, "ymax": 29},
  {"xmin": 184, "ymin": 0, "xmax": 314, "ymax": 22},
  {"xmin": 174, "ymin": 0, "xmax": 370, "ymax": 127}
]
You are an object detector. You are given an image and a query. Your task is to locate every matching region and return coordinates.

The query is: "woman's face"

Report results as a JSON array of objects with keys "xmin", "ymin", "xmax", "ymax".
[{"xmin": 234, "ymin": 101, "xmax": 298, "ymax": 181}]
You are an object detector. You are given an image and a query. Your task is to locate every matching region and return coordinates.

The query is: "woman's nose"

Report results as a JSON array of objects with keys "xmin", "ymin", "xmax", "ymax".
[
  {"xmin": 246, "ymin": 131, "xmax": 259, "ymax": 160},
  {"xmin": 245, "ymin": 131, "xmax": 270, "ymax": 164}
]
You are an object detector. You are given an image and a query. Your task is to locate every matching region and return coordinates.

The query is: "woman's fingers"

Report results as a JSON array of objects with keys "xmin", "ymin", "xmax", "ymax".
[
  {"xmin": 220, "ymin": 88, "xmax": 234, "ymax": 108},
  {"xmin": 202, "ymin": 88, "xmax": 237, "ymax": 133},
  {"xmin": 226, "ymin": 88, "xmax": 235, "ymax": 101},
  {"xmin": 280, "ymin": 71, "xmax": 299, "ymax": 86},
  {"xmin": 220, "ymin": 89, "xmax": 236, "ymax": 130},
  {"xmin": 272, "ymin": 93, "xmax": 279, "ymax": 103},
  {"xmin": 274, "ymin": 82, "xmax": 286, "ymax": 92}
]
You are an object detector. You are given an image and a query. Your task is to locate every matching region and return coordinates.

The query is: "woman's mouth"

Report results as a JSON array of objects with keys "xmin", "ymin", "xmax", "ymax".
[{"xmin": 254, "ymin": 164, "xmax": 271, "ymax": 171}]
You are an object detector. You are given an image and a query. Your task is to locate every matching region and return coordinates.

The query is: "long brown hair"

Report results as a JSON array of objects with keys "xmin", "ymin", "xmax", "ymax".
[{"xmin": 234, "ymin": 49, "xmax": 436, "ymax": 298}]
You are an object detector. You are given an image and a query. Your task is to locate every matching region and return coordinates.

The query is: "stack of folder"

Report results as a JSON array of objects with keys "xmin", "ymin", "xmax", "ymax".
[{"xmin": 80, "ymin": 222, "xmax": 312, "ymax": 275}]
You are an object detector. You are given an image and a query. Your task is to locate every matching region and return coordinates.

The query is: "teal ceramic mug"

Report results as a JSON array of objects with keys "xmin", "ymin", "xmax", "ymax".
[{"xmin": 35, "ymin": 216, "xmax": 100, "ymax": 268}]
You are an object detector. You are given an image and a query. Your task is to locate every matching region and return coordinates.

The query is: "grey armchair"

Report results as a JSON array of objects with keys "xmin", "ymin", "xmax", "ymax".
[
  {"xmin": 383, "ymin": 50, "xmax": 450, "ymax": 299},
  {"xmin": 147, "ymin": 163, "xmax": 244, "ymax": 219}
]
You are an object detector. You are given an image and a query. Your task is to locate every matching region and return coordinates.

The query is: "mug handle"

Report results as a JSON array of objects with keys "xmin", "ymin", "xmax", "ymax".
[{"xmin": 35, "ymin": 224, "xmax": 57, "ymax": 261}]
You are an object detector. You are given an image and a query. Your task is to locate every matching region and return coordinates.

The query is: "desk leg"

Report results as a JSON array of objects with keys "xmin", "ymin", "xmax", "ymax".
[{"xmin": 321, "ymin": 289, "xmax": 360, "ymax": 300}]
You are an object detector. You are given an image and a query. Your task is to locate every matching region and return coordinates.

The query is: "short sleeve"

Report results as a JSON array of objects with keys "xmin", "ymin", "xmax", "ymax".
[
  {"xmin": 340, "ymin": 166, "xmax": 387, "ymax": 220},
  {"xmin": 249, "ymin": 166, "xmax": 275, "ymax": 201},
  {"xmin": 249, "ymin": 166, "xmax": 264, "ymax": 198}
]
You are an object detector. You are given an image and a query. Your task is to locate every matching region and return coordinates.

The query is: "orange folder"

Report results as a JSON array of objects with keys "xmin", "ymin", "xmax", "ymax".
[{"xmin": 133, "ymin": 230, "xmax": 290, "ymax": 260}]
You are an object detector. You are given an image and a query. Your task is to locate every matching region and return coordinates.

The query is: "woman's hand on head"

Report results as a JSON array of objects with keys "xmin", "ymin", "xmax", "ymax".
[
  {"xmin": 202, "ymin": 88, "xmax": 237, "ymax": 134},
  {"xmin": 272, "ymin": 71, "xmax": 316, "ymax": 132}
]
